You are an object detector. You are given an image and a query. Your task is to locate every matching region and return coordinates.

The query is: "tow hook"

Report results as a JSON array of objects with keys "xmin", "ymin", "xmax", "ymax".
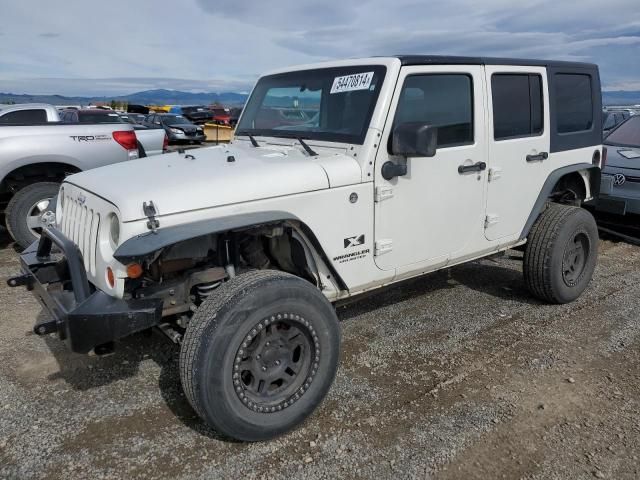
[
  {"xmin": 33, "ymin": 319, "xmax": 58, "ymax": 336},
  {"xmin": 7, "ymin": 273, "xmax": 33, "ymax": 289}
]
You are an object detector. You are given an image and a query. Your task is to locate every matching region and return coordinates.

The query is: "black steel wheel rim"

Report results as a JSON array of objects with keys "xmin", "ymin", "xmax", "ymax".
[
  {"xmin": 562, "ymin": 231, "xmax": 589, "ymax": 286},
  {"xmin": 233, "ymin": 313, "xmax": 319, "ymax": 413}
]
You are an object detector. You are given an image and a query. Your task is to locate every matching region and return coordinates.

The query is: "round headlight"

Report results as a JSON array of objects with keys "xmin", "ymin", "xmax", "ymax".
[{"xmin": 109, "ymin": 213, "xmax": 120, "ymax": 246}]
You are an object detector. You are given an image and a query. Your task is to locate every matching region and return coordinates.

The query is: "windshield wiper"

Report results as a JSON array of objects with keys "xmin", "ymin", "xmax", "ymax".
[
  {"xmin": 237, "ymin": 132, "xmax": 260, "ymax": 147},
  {"xmin": 297, "ymin": 137, "xmax": 317, "ymax": 157}
]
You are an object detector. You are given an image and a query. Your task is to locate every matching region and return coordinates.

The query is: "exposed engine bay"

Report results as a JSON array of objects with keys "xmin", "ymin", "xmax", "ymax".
[{"xmin": 123, "ymin": 223, "xmax": 321, "ymax": 321}]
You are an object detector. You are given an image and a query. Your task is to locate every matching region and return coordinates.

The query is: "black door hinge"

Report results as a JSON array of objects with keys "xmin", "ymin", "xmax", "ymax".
[{"xmin": 143, "ymin": 201, "xmax": 160, "ymax": 232}]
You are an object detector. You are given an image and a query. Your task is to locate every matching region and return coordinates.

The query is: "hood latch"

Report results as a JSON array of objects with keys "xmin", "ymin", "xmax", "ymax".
[{"xmin": 143, "ymin": 201, "xmax": 160, "ymax": 232}]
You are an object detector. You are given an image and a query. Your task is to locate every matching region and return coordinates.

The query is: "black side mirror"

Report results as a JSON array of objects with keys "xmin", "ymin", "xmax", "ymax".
[{"xmin": 391, "ymin": 122, "xmax": 437, "ymax": 158}]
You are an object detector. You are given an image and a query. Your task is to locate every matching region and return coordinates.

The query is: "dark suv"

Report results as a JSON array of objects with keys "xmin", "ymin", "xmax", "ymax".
[{"xmin": 178, "ymin": 106, "xmax": 214, "ymax": 124}]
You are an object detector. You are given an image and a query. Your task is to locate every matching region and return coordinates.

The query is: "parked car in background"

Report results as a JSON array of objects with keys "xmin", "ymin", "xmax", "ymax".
[
  {"xmin": 61, "ymin": 108, "xmax": 167, "ymax": 157},
  {"xmin": 120, "ymin": 113, "xmax": 147, "ymax": 125},
  {"xmin": 210, "ymin": 106, "xmax": 231, "ymax": 125},
  {"xmin": 143, "ymin": 113, "xmax": 205, "ymax": 144},
  {"xmin": 603, "ymin": 110, "xmax": 631, "ymax": 136},
  {"xmin": 176, "ymin": 105, "xmax": 214, "ymax": 124},
  {"xmin": 127, "ymin": 104, "xmax": 150, "ymax": 115},
  {"xmin": 229, "ymin": 107, "xmax": 242, "ymax": 126},
  {"xmin": 0, "ymin": 103, "xmax": 61, "ymax": 124},
  {"xmin": 597, "ymin": 116, "xmax": 640, "ymax": 216}
]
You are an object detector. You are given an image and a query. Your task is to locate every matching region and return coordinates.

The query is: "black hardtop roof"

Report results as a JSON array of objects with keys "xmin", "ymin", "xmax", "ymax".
[{"xmin": 395, "ymin": 55, "xmax": 597, "ymax": 70}]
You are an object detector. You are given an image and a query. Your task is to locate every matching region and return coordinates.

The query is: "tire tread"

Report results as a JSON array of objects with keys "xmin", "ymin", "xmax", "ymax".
[
  {"xmin": 5, "ymin": 182, "xmax": 60, "ymax": 249},
  {"xmin": 179, "ymin": 270, "xmax": 301, "ymax": 420},
  {"xmin": 523, "ymin": 203, "xmax": 591, "ymax": 303}
]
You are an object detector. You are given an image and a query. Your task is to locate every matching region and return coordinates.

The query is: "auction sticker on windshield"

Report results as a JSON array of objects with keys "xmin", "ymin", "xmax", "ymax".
[{"xmin": 330, "ymin": 72, "xmax": 374, "ymax": 94}]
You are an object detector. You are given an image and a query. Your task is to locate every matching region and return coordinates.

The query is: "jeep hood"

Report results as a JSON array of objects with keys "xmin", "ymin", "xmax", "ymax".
[{"xmin": 65, "ymin": 142, "xmax": 361, "ymax": 221}]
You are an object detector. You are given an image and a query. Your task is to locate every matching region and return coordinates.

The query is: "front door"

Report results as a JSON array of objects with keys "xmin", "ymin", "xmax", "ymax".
[{"xmin": 374, "ymin": 65, "xmax": 488, "ymax": 273}]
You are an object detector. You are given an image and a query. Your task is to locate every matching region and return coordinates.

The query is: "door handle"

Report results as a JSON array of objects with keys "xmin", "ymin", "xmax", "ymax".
[
  {"xmin": 526, "ymin": 152, "xmax": 549, "ymax": 162},
  {"xmin": 458, "ymin": 161, "xmax": 486, "ymax": 174}
]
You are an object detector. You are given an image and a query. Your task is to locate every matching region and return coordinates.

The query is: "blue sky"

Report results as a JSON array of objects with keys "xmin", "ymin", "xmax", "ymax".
[{"xmin": 0, "ymin": 0, "xmax": 639, "ymax": 95}]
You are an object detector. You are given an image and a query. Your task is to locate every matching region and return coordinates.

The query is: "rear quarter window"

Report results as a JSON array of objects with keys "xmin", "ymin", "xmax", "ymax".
[
  {"xmin": 0, "ymin": 109, "xmax": 48, "ymax": 124},
  {"xmin": 556, "ymin": 74, "xmax": 593, "ymax": 133}
]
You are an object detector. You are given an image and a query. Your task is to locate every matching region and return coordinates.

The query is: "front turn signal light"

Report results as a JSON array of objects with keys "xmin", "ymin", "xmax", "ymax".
[
  {"xmin": 126, "ymin": 263, "xmax": 144, "ymax": 279},
  {"xmin": 106, "ymin": 267, "xmax": 115, "ymax": 288}
]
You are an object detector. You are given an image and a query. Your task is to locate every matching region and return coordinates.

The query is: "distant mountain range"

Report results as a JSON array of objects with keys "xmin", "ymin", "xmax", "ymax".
[
  {"xmin": 0, "ymin": 89, "xmax": 249, "ymax": 106},
  {"xmin": 0, "ymin": 88, "xmax": 638, "ymax": 108},
  {"xmin": 602, "ymin": 90, "xmax": 640, "ymax": 106}
]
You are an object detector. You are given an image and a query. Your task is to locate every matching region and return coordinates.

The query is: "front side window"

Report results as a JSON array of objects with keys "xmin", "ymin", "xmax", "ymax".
[
  {"xmin": 393, "ymin": 74, "xmax": 474, "ymax": 148},
  {"xmin": 237, "ymin": 66, "xmax": 386, "ymax": 144},
  {"xmin": 556, "ymin": 73, "xmax": 593, "ymax": 133},
  {"xmin": 492, "ymin": 74, "xmax": 543, "ymax": 140}
]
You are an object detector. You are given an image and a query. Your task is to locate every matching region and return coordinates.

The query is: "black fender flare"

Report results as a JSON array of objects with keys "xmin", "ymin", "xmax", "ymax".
[
  {"xmin": 113, "ymin": 210, "xmax": 348, "ymax": 290},
  {"xmin": 114, "ymin": 211, "xmax": 299, "ymax": 263},
  {"xmin": 519, "ymin": 163, "xmax": 600, "ymax": 241}
]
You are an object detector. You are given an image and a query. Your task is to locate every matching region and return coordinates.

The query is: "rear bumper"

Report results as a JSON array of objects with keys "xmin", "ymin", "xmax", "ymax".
[{"xmin": 7, "ymin": 227, "xmax": 162, "ymax": 353}]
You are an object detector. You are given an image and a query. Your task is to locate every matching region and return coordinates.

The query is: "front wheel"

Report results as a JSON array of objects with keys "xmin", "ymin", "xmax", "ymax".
[
  {"xmin": 5, "ymin": 182, "xmax": 60, "ymax": 249},
  {"xmin": 523, "ymin": 203, "xmax": 598, "ymax": 304},
  {"xmin": 179, "ymin": 270, "xmax": 340, "ymax": 441}
]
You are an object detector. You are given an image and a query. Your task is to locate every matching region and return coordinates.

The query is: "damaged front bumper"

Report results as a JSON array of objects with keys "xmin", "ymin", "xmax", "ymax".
[{"xmin": 7, "ymin": 227, "xmax": 162, "ymax": 353}]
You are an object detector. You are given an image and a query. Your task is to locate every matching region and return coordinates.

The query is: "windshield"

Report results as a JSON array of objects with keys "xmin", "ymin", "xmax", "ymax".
[
  {"xmin": 162, "ymin": 115, "xmax": 191, "ymax": 125},
  {"xmin": 605, "ymin": 116, "xmax": 640, "ymax": 147},
  {"xmin": 78, "ymin": 112, "xmax": 125, "ymax": 124},
  {"xmin": 237, "ymin": 65, "xmax": 386, "ymax": 144}
]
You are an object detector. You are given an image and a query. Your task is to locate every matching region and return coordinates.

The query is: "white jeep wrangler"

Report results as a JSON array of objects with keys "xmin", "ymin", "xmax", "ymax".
[{"xmin": 9, "ymin": 56, "xmax": 604, "ymax": 441}]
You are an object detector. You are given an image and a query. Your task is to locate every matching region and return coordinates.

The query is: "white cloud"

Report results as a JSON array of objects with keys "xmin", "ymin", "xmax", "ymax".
[{"xmin": 0, "ymin": 0, "xmax": 638, "ymax": 94}]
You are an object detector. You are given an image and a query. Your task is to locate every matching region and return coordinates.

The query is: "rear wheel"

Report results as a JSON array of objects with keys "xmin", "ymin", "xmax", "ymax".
[
  {"xmin": 523, "ymin": 203, "xmax": 598, "ymax": 304},
  {"xmin": 179, "ymin": 270, "xmax": 340, "ymax": 441},
  {"xmin": 5, "ymin": 182, "xmax": 59, "ymax": 249}
]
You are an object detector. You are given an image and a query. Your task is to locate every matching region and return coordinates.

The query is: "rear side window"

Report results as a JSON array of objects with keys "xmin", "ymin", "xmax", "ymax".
[
  {"xmin": 0, "ymin": 109, "xmax": 48, "ymax": 124},
  {"xmin": 491, "ymin": 74, "xmax": 543, "ymax": 140},
  {"xmin": 77, "ymin": 112, "xmax": 124, "ymax": 124},
  {"xmin": 393, "ymin": 74, "xmax": 474, "ymax": 148},
  {"xmin": 556, "ymin": 74, "xmax": 593, "ymax": 133}
]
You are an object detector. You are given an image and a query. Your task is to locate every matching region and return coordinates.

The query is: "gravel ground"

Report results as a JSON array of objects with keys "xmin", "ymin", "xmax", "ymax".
[{"xmin": 0, "ymin": 226, "xmax": 639, "ymax": 480}]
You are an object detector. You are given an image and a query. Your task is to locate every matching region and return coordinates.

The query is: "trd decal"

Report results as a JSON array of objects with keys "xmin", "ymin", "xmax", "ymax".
[
  {"xmin": 69, "ymin": 135, "xmax": 110, "ymax": 142},
  {"xmin": 344, "ymin": 234, "xmax": 365, "ymax": 248}
]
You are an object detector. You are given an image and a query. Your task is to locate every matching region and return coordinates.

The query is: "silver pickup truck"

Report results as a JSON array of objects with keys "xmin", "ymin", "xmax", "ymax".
[
  {"xmin": 0, "ymin": 121, "xmax": 143, "ymax": 248},
  {"xmin": 0, "ymin": 103, "xmax": 167, "ymax": 248},
  {"xmin": 0, "ymin": 103, "xmax": 167, "ymax": 156}
]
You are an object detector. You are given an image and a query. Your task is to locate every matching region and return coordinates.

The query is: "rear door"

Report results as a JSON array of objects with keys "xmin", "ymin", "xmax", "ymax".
[{"xmin": 484, "ymin": 66, "xmax": 550, "ymax": 241}]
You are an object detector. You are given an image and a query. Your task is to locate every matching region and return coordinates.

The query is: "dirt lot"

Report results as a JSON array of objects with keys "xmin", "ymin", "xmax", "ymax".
[{"xmin": 0, "ymin": 226, "xmax": 639, "ymax": 480}]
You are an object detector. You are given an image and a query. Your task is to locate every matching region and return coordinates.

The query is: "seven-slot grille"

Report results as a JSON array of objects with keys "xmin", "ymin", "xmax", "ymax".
[{"xmin": 60, "ymin": 193, "xmax": 101, "ymax": 276}]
